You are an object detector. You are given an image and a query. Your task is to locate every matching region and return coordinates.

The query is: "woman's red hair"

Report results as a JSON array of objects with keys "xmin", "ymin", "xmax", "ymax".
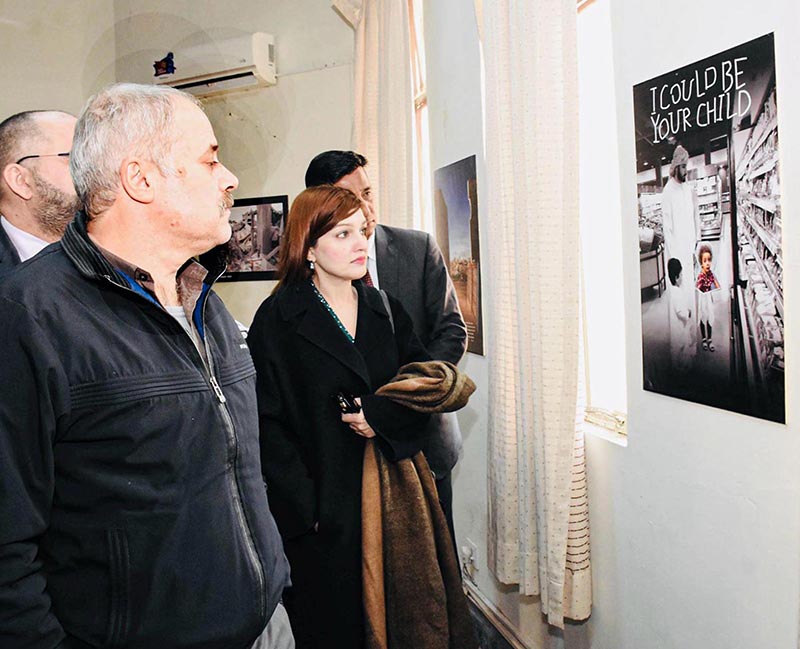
[{"xmin": 275, "ymin": 185, "xmax": 362, "ymax": 289}]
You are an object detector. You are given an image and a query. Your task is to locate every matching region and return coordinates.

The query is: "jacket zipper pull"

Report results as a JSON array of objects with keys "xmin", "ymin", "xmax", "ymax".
[{"xmin": 209, "ymin": 376, "xmax": 227, "ymax": 403}]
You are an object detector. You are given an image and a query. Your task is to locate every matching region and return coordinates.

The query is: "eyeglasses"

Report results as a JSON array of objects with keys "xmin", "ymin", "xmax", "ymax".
[{"xmin": 15, "ymin": 152, "xmax": 70, "ymax": 165}]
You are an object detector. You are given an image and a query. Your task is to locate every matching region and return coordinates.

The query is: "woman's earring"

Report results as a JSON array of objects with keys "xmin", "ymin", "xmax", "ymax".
[{"xmin": 308, "ymin": 260, "xmax": 315, "ymax": 271}]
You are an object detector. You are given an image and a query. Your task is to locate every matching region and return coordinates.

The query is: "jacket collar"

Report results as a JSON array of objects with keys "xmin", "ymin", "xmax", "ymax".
[
  {"xmin": 60, "ymin": 211, "xmax": 228, "ymax": 287},
  {"xmin": 276, "ymin": 280, "xmax": 394, "ymax": 388},
  {"xmin": 60, "ymin": 211, "xmax": 125, "ymax": 284}
]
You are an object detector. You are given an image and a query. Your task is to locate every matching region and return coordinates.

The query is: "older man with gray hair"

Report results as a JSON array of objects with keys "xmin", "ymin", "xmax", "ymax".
[
  {"xmin": 0, "ymin": 110, "xmax": 79, "ymax": 276},
  {"xmin": 0, "ymin": 84, "xmax": 293, "ymax": 649}
]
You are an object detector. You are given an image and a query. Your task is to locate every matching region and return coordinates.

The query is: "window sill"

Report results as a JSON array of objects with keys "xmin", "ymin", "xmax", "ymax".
[{"xmin": 583, "ymin": 420, "xmax": 628, "ymax": 447}]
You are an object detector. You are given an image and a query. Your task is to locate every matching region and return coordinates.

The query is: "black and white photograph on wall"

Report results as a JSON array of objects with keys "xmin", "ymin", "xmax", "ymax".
[
  {"xmin": 635, "ymin": 33, "xmax": 784, "ymax": 423},
  {"xmin": 433, "ymin": 155, "xmax": 484, "ymax": 355},
  {"xmin": 218, "ymin": 195, "xmax": 288, "ymax": 282}
]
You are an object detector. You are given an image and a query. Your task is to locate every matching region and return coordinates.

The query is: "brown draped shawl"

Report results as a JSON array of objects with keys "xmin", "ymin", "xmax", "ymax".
[{"xmin": 362, "ymin": 361, "xmax": 478, "ymax": 649}]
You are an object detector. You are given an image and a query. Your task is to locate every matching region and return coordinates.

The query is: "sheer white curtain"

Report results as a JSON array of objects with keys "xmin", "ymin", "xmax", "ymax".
[
  {"xmin": 478, "ymin": 0, "xmax": 591, "ymax": 626},
  {"xmin": 332, "ymin": 0, "xmax": 414, "ymax": 229}
]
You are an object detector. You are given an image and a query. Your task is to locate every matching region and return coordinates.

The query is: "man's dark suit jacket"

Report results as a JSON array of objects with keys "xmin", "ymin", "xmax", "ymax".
[
  {"xmin": 0, "ymin": 221, "xmax": 21, "ymax": 279},
  {"xmin": 373, "ymin": 224, "xmax": 468, "ymax": 476}
]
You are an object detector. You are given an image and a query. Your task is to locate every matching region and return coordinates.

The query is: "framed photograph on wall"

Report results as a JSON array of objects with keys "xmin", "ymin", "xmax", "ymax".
[
  {"xmin": 634, "ymin": 33, "xmax": 784, "ymax": 423},
  {"xmin": 217, "ymin": 195, "xmax": 288, "ymax": 282},
  {"xmin": 433, "ymin": 155, "xmax": 484, "ymax": 355}
]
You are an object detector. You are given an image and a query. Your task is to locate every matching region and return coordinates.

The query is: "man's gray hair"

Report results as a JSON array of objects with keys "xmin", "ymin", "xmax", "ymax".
[{"xmin": 70, "ymin": 83, "xmax": 201, "ymax": 218}]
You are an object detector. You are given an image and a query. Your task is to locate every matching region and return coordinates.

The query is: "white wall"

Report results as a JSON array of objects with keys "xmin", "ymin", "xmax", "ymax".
[
  {"xmin": 0, "ymin": 1, "xmax": 115, "ymax": 117},
  {"xmin": 112, "ymin": 0, "xmax": 355, "ymax": 324},
  {"xmin": 586, "ymin": 2, "xmax": 800, "ymax": 648}
]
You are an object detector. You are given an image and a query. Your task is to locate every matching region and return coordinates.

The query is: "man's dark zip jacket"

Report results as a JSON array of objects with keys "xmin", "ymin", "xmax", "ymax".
[{"xmin": 0, "ymin": 212, "xmax": 290, "ymax": 649}]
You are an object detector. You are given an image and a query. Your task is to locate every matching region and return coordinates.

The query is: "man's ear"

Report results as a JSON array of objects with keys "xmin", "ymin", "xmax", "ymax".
[
  {"xmin": 119, "ymin": 159, "xmax": 155, "ymax": 204},
  {"xmin": 1, "ymin": 163, "xmax": 34, "ymax": 201}
]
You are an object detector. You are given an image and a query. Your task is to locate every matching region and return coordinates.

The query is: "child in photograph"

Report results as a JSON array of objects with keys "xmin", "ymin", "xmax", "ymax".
[
  {"xmin": 667, "ymin": 257, "xmax": 694, "ymax": 372},
  {"xmin": 696, "ymin": 244, "xmax": 720, "ymax": 351}
]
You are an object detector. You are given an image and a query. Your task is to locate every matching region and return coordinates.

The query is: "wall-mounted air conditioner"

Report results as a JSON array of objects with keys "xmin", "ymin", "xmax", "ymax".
[{"xmin": 154, "ymin": 32, "xmax": 276, "ymax": 98}]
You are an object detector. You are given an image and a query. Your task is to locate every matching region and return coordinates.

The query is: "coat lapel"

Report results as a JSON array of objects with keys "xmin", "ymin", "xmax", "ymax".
[
  {"xmin": 280, "ymin": 283, "xmax": 373, "ymax": 388},
  {"xmin": 354, "ymin": 282, "xmax": 396, "ymax": 361},
  {"xmin": 375, "ymin": 225, "xmax": 400, "ymax": 298},
  {"xmin": 0, "ymin": 221, "xmax": 21, "ymax": 274}
]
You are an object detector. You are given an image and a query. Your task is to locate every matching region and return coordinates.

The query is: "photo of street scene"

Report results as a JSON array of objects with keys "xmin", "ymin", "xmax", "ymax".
[{"xmin": 219, "ymin": 195, "xmax": 288, "ymax": 281}]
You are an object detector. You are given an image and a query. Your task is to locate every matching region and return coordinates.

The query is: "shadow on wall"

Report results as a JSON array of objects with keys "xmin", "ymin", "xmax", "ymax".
[{"xmin": 203, "ymin": 92, "xmax": 288, "ymax": 195}]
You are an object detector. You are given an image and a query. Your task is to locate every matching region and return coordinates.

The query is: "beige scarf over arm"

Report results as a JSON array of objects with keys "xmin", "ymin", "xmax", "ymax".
[
  {"xmin": 374, "ymin": 361, "xmax": 476, "ymax": 413},
  {"xmin": 362, "ymin": 361, "xmax": 477, "ymax": 649}
]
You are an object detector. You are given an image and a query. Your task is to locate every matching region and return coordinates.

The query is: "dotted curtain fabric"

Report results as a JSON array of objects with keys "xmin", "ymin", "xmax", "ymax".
[
  {"xmin": 332, "ymin": 0, "xmax": 415, "ymax": 230},
  {"xmin": 566, "ymin": 300, "xmax": 591, "ymax": 621},
  {"xmin": 479, "ymin": 0, "xmax": 591, "ymax": 627}
]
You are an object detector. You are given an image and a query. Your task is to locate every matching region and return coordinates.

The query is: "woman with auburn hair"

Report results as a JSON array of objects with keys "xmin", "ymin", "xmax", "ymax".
[{"xmin": 247, "ymin": 185, "xmax": 432, "ymax": 648}]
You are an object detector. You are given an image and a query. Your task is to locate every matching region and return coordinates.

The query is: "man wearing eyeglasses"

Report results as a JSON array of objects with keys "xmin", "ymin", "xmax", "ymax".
[{"xmin": 0, "ymin": 110, "xmax": 78, "ymax": 277}]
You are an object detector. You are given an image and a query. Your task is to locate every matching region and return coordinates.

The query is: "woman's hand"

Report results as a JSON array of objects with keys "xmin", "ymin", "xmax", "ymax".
[{"xmin": 341, "ymin": 398, "xmax": 376, "ymax": 438}]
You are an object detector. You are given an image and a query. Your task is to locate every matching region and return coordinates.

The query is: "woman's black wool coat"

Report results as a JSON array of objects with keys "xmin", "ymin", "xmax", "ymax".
[{"xmin": 248, "ymin": 280, "xmax": 431, "ymax": 648}]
